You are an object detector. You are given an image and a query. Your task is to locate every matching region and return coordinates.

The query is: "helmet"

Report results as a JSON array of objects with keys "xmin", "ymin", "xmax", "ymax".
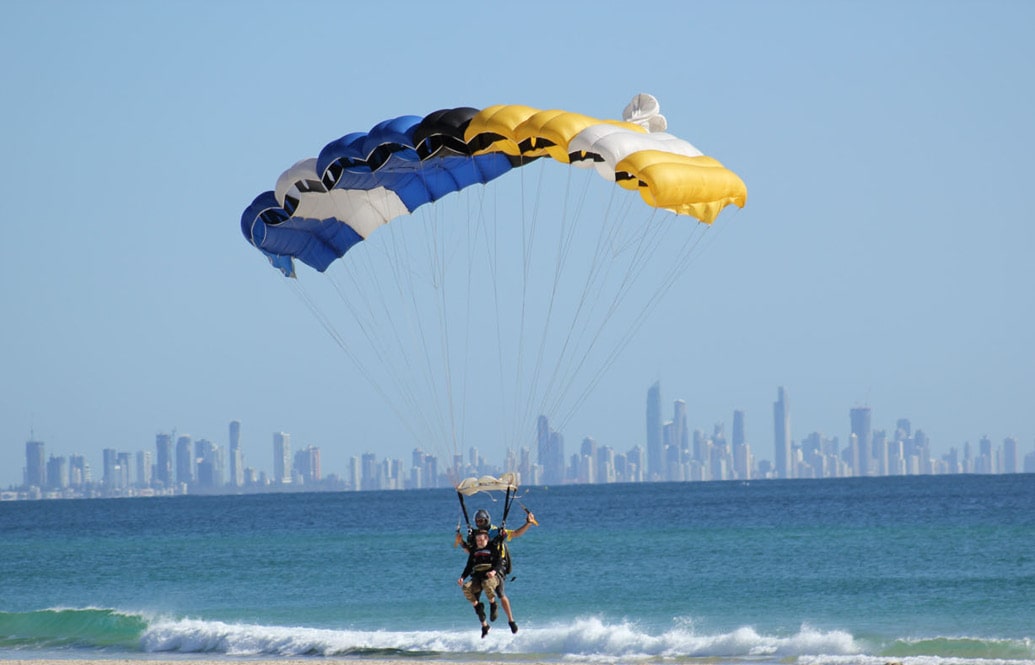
[{"xmin": 474, "ymin": 509, "xmax": 491, "ymax": 527}]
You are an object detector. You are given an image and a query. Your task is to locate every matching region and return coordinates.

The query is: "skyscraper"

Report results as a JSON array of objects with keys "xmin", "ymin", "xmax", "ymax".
[
  {"xmin": 24, "ymin": 438, "xmax": 45, "ymax": 489},
  {"xmin": 360, "ymin": 451, "xmax": 379, "ymax": 490},
  {"xmin": 195, "ymin": 439, "xmax": 224, "ymax": 490},
  {"xmin": 673, "ymin": 399, "xmax": 689, "ymax": 453},
  {"xmin": 773, "ymin": 386, "xmax": 791, "ymax": 479},
  {"xmin": 229, "ymin": 420, "xmax": 243, "ymax": 488},
  {"xmin": 155, "ymin": 433, "xmax": 173, "ymax": 488},
  {"xmin": 136, "ymin": 450, "xmax": 152, "ymax": 488},
  {"xmin": 646, "ymin": 381, "xmax": 663, "ymax": 481},
  {"xmin": 537, "ymin": 415, "xmax": 565, "ymax": 485},
  {"xmin": 1003, "ymin": 436, "xmax": 1018, "ymax": 474},
  {"xmin": 68, "ymin": 454, "xmax": 89, "ymax": 488},
  {"xmin": 273, "ymin": 432, "xmax": 292, "ymax": 484},
  {"xmin": 732, "ymin": 409, "xmax": 750, "ymax": 480},
  {"xmin": 46, "ymin": 454, "xmax": 68, "ymax": 490},
  {"xmin": 102, "ymin": 448, "xmax": 119, "ymax": 489},
  {"xmin": 850, "ymin": 407, "xmax": 872, "ymax": 476},
  {"xmin": 295, "ymin": 445, "xmax": 321, "ymax": 484},
  {"xmin": 732, "ymin": 410, "xmax": 746, "ymax": 448},
  {"xmin": 176, "ymin": 435, "xmax": 194, "ymax": 486}
]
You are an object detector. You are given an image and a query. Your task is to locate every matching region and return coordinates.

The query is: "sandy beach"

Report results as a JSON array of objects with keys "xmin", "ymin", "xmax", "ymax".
[{"xmin": 3, "ymin": 661, "xmax": 526, "ymax": 665}]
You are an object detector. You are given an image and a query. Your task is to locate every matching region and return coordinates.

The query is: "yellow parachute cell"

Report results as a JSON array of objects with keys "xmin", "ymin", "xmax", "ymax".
[
  {"xmin": 462, "ymin": 96, "xmax": 746, "ymax": 224},
  {"xmin": 615, "ymin": 151, "xmax": 747, "ymax": 223}
]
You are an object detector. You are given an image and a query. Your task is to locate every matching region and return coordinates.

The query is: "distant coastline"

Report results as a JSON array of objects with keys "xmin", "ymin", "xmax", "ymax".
[
  {"xmin": 2, "ymin": 660, "xmax": 486, "ymax": 665},
  {"xmin": 11, "ymin": 393, "xmax": 1035, "ymax": 500},
  {"xmin": 3, "ymin": 469, "xmax": 1034, "ymax": 503}
]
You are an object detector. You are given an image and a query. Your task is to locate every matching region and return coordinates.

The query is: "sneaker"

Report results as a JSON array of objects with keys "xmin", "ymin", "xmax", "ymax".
[
  {"xmin": 489, "ymin": 602, "xmax": 499, "ymax": 622},
  {"xmin": 481, "ymin": 624, "xmax": 491, "ymax": 638},
  {"xmin": 509, "ymin": 621, "xmax": 519, "ymax": 634}
]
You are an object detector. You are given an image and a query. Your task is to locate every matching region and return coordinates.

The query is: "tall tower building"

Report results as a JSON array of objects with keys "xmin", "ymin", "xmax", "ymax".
[
  {"xmin": 295, "ymin": 445, "xmax": 321, "ymax": 484},
  {"xmin": 136, "ymin": 450, "xmax": 152, "ymax": 488},
  {"xmin": 176, "ymin": 435, "xmax": 194, "ymax": 486},
  {"xmin": 850, "ymin": 407, "xmax": 873, "ymax": 476},
  {"xmin": 627, "ymin": 444, "xmax": 646, "ymax": 482},
  {"xmin": 731, "ymin": 411, "xmax": 751, "ymax": 479},
  {"xmin": 117, "ymin": 452, "xmax": 132, "ymax": 489},
  {"xmin": 155, "ymin": 433, "xmax": 174, "ymax": 488},
  {"xmin": 194, "ymin": 439, "xmax": 224, "ymax": 490},
  {"xmin": 24, "ymin": 438, "xmax": 46, "ymax": 489},
  {"xmin": 773, "ymin": 386, "xmax": 792, "ymax": 479},
  {"xmin": 1003, "ymin": 437, "xmax": 1018, "ymax": 474},
  {"xmin": 102, "ymin": 448, "xmax": 119, "ymax": 489},
  {"xmin": 46, "ymin": 454, "xmax": 68, "ymax": 490},
  {"xmin": 673, "ymin": 400, "xmax": 689, "ymax": 454},
  {"xmin": 537, "ymin": 415, "xmax": 565, "ymax": 485},
  {"xmin": 579, "ymin": 436, "xmax": 598, "ymax": 484},
  {"xmin": 646, "ymin": 381, "xmax": 663, "ymax": 481},
  {"xmin": 732, "ymin": 410, "xmax": 746, "ymax": 448},
  {"xmin": 273, "ymin": 432, "xmax": 292, "ymax": 484},
  {"xmin": 977, "ymin": 435, "xmax": 995, "ymax": 474},
  {"xmin": 229, "ymin": 420, "xmax": 243, "ymax": 488},
  {"xmin": 360, "ymin": 451, "xmax": 379, "ymax": 490},
  {"xmin": 69, "ymin": 454, "xmax": 89, "ymax": 488},
  {"xmin": 348, "ymin": 456, "xmax": 361, "ymax": 491}
]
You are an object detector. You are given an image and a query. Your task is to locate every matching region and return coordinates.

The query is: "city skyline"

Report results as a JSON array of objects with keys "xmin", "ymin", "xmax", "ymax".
[
  {"xmin": 8, "ymin": 382, "xmax": 1033, "ymax": 499},
  {"xmin": 4, "ymin": 4, "xmax": 1034, "ymax": 504}
]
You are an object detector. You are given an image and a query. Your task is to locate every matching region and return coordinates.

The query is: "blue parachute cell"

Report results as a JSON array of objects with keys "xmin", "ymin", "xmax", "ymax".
[{"xmin": 243, "ymin": 108, "xmax": 518, "ymax": 275}]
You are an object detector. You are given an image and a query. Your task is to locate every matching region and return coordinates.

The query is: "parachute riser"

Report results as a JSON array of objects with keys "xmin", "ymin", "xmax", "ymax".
[
  {"xmin": 457, "ymin": 490, "xmax": 472, "ymax": 534},
  {"xmin": 501, "ymin": 486, "xmax": 513, "ymax": 529}
]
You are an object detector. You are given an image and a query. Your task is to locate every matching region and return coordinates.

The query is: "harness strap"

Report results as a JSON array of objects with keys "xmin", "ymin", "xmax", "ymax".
[
  {"xmin": 457, "ymin": 491, "xmax": 472, "ymax": 529},
  {"xmin": 501, "ymin": 487, "xmax": 513, "ymax": 528}
]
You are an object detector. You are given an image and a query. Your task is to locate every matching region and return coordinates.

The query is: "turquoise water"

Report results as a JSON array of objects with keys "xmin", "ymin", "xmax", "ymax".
[{"xmin": 1, "ymin": 474, "xmax": 1033, "ymax": 663}]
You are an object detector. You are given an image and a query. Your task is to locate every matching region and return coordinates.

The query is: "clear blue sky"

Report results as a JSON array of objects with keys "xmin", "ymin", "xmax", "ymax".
[{"xmin": 3, "ymin": 1, "xmax": 1033, "ymax": 487}]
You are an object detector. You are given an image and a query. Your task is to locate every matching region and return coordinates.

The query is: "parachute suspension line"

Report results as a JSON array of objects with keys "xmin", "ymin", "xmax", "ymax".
[
  {"xmin": 334, "ymin": 195, "xmax": 437, "ymax": 443},
  {"xmin": 407, "ymin": 181, "xmax": 471, "ymax": 459},
  {"xmin": 284, "ymin": 276, "xmax": 429, "ymax": 447},
  {"xmin": 525, "ymin": 185, "xmax": 612, "ymax": 424},
  {"xmin": 428, "ymin": 187, "xmax": 463, "ymax": 476},
  {"xmin": 531, "ymin": 173, "xmax": 636, "ymax": 427},
  {"xmin": 510, "ymin": 159, "xmax": 559, "ymax": 453},
  {"xmin": 556, "ymin": 215, "xmax": 717, "ymax": 430},
  {"xmin": 450, "ymin": 189, "xmax": 477, "ymax": 470},
  {"xmin": 536, "ymin": 190, "xmax": 688, "ymax": 429},
  {"xmin": 470, "ymin": 176, "xmax": 511, "ymax": 463},
  {"xmin": 324, "ymin": 269, "xmax": 428, "ymax": 441},
  {"xmin": 510, "ymin": 159, "xmax": 545, "ymax": 451},
  {"xmin": 464, "ymin": 184, "xmax": 499, "ymax": 465},
  {"xmin": 404, "ymin": 173, "xmax": 458, "ymax": 466},
  {"xmin": 371, "ymin": 197, "xmax": 451, "ymax": 450},
  {"xmin": 523, "ymin": 162, "xmax": 594, "ymax": 430},
  {"xmin": 327, "ymin": 229, "xmax": 441, "ymax": 449},
  {"xmin": 325, "ymin": 178, "xmax": 453, "ymax": 455},
  {"xmin": 552, "ymin": 209, "xmax": 682, "ymax": 422},
  {"xmin": 513, "ymin": 163, "xmax": 600, "ymax": 446}
]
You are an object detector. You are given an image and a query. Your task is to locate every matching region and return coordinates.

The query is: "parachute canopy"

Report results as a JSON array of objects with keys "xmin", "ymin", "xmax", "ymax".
[
  {"xmin": 239, "ymin": 95, "xmax": 748, "ymax": 470},
  {"xmin": 241, "ymin": 95, "xmax": 747, "ymax": 277}
]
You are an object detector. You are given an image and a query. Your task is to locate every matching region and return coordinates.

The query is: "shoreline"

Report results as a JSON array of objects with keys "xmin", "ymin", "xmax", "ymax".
[{"xmin": 1, "ymin": 661, "xmax": 527, "ymax": 665}]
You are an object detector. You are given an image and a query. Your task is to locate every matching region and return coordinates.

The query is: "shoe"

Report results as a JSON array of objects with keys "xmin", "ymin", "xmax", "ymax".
[
  {"xmin": 481, "ymin": 624, "xmax": 491, "ymax": 639},
  {"xmin": 509, "ymin": 621, "xmax": 519, "ymax": 634},
  {"xmin": 489, "ymin": 602, "xmax": 499, "ymax": 622}
]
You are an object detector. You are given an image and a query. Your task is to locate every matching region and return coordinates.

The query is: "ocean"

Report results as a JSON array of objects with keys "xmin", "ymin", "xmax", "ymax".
[{"xmin": 1, "ymin": 474, "xmax": 1032, "ymax": 664}]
